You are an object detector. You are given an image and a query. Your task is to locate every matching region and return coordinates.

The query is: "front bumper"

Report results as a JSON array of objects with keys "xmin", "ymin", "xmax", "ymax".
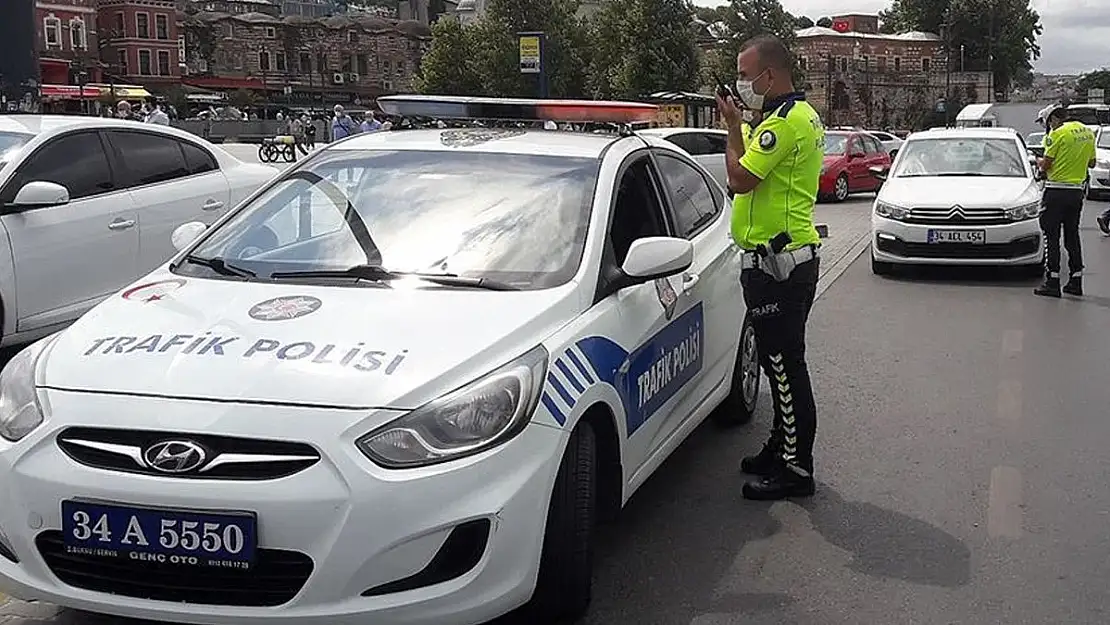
[
  {"xmin": 0, "ymin": 389, "xmax": 566, "ymax": 625},
  {"xmin": 871, "ymin": 215, "xmax": 1044, "ymax": 266}
]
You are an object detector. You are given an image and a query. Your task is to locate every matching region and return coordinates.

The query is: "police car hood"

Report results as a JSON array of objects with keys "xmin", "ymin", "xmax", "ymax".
[
  {"xmin": 41, "ymin": 273, "xmax": 576, "ymax": 409},
  {"xmin": 881, "ymin": 176, "xmax": 1038, "ymax": 208}
]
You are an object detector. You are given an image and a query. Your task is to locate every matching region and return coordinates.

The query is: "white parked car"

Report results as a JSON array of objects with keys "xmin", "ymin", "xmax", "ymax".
[
  {"xmin": 1087, "ymin": 125, "xmax": 1110, "ymax": 200},
  {"xmin": 0, "ymin": 115, "xmax": 276, "ymax": 347},
  {"xmin": 0, "ymin": 97, "xmax": 762, "ymax": 625},
  {"xmin": 866, "ymin": 129, "xmax": 904, "ymax": 156},
  {"xmin": 870, "ymin": 127, "xmax": 1044, "ymax": 274},
  {"xmin": 639, "ymin": 126, "xmax": 729, "ymax": 190}
]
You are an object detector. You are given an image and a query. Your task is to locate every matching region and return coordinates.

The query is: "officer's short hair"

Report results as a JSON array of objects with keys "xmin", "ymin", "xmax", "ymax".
[
  {"xmin": 1047, "ymin": 107, "xmax": 1068, "ymax": 123},
  {"xmin": 740, "ymin": 35, "xmax": 794, "ymax": 74}
]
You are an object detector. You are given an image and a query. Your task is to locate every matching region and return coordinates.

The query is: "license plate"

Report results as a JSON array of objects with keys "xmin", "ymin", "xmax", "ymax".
[
  {"xmin": 927, "ymin": 229, "xmax": 986, "ymax": 244},
  {"xmin": 61, "ymin": 500, "xmax": 257, "ymax": 569}
]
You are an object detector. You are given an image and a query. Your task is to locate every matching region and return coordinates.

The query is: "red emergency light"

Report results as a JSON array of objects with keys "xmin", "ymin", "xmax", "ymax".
[
  {"xmin": 831, "ymin": 18, "xmax": 851, "ymax": 32},
  {"xmin": 377, "ymin": 95, "xmax": 659, "ymax": 124}
]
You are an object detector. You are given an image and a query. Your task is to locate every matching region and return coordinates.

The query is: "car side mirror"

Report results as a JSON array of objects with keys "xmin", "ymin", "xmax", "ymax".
[
  {"xmin": 171, "ymin": 221, "xmax": 208, "ymax": 252},
  {"xmin": 618, "ymin": 236, "xmax": 693, "ymax": 286},
  {"xmin": 868, "ymin": 166, "xmax": 888, "ymax": 181},
  {"xmin": 12, "ymin": 181, "xmax": 69, "ymax": 208}
]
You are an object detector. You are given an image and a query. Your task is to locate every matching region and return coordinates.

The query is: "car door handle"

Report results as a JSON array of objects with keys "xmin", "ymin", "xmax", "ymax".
[
  {"xmin": 202, "ymin": 199, "xmax": 224, "ymax": 211},
  {"xmin": 108, "ymin": 219, "xmax": 135, "ymax": 231},
  {"xmin": 682, "ymin": 273, "xmax": 700, "ymax": 293}
]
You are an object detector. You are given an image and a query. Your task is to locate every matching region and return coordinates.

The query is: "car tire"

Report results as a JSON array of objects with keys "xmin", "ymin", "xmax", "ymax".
[
  {"xmin": 525, "ymin": 420, "xmax": 597, "ymax": 623},
  {"xmin": 871, "ymin": 254, "xmax": 895, "ymax": 276},
  {"xmin": 834, "ymin": 174, "xmax": 849, "ymax": 202},
  {"xmin": 712, "ymin": 313, "xmax": 760, "ymax": 427}
]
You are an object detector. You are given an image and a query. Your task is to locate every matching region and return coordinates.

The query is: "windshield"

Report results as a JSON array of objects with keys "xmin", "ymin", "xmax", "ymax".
[
  {"xmin": 180, "ymin": 150, "xmax": 600, "ymax": 290},
  {"xmin": 1067, "ymin": 107, "xmax": 1105, "ymax": 126},
  {"xmin": 824, "ymin": 133, "xmax": 848, "ymax": 155},
  {"xmin": 891, "ymin": 137, "xmax": 1028, "ymax": 178},
  {"xmin": 0, "ymin": 132, "xmax": 34, "ymax": 163},
  {"xmin": 1026, "ymin": 132, "xmax": 1044, "ymax": 146}
]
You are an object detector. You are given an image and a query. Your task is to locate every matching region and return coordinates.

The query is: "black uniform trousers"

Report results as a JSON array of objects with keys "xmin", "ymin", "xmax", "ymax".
[
  {"xmin": 740, "ymin": 255, "xmax": 820, "ymax": 474},
  {"xmin": 1040, "ymin": 187, "xmax": 1085, "ymax": 277}
]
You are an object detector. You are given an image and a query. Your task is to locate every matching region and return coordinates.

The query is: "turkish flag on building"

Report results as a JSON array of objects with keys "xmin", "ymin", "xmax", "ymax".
[{"xmin": 832, "ymin": 18, "xmax": 851, "ymax": 32}]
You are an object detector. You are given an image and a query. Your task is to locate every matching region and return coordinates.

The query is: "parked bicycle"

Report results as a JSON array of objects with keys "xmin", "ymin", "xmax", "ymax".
[{"xmin": 257, "ymin": 135, "xmax": 297, "ymax": 163}]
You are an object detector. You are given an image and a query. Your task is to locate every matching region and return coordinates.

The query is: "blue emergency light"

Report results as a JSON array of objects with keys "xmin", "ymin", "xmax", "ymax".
[{"xmin": 377, "ymin": 95, "xmax": 659, "ymax": 124}]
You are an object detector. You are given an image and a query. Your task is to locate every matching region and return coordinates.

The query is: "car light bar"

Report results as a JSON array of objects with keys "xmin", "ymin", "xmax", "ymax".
[{"xmin": 377, "ymin": 95, "xmax": 659, "ymax": 124}]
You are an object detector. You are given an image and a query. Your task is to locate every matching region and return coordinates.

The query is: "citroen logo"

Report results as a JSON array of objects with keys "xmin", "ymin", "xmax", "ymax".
[{"xmin": 143, "ymin": 440, "xmax": 208, "ymax": 474}]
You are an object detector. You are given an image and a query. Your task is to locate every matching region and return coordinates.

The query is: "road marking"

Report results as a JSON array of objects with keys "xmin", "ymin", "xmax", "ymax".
[
  {"xmin": 814, "ymin": 233, "xmax": 872, "ymax": 301},
  {"xmin": 987, "ymin": 466, "xmax": 1024, "ymax": 539},
  {"xmin": 996, "ymin": 379, "xmax": 1023, "ymax": 422}
]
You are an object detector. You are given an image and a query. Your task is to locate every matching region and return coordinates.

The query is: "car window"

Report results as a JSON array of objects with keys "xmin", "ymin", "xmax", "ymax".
[
  {"xmin": 180, "ymin": 140, "xmax": 218, "ymax": 175},
  {"xmin": 871, "ymin": 132, "xmax": 893, "ymax": 142},
  {"xmin": 1098, "ymin": 131, "xmax": 1110, "ymax": 149},
  {"xmin": 0, "ymin": 131, "xmax": 35, "ymax": 165},
  {"xmin": 892, "ymin": 137, "xmax": 1027, "ymax": 178},
  {"xmin": 824, "ymin": 133, "xmax": 848, "ymax": 155},
  {"xmin": 665, "ymin": 133, "xmax": 710, "ymax": 156},
  {"xmin": 2, "ymin": 131, "xmax": 114, "ymax": 203},
  {"xmin": 610, "ymin": 157, "xmax": 669, "ymax": 266},
  {"xmin": 703, "ymin": 133, "xmax": 727, "ymax": 153},
  {"xmin": 108, "ymin": 131, "xmax": 190, "ymax": 187},
  {"xmin": 866, "ymin": 136, "xmax": 885, "ymax": 153},
  {"xmin": 183, "ymin": 150, "xmax": 600, "ymax": 291},
  {"xmin": 654, "ymin": 153, "xmax": 720, "ymax": 238}
]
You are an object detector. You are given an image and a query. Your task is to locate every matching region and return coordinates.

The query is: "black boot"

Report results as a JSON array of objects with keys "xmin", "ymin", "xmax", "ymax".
[
  {"xmin": 1034, "ymin": 276, "xmax": 1061, "ymax": 298},
  {"xmin": 742, "ymin": 462, "xmax": 816, "ymax": 501},
  {"xmin": 1063, "ymin": 275, "xmax": 1083, "ymax": 296},
  {"xmin": 741, "ymin": 438, "xmax": 781, "ymax": 477}
]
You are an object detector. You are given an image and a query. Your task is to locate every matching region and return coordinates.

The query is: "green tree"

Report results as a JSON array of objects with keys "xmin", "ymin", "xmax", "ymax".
[
  {"xmin": 879, "ymin": 0, "xmax": 1042, "ymax": 94},
  {"xmin": 587, "ymin": 0, "xmax": 700, "ymax": 99},
  {"xmin": 815, "ymin": 16, "xmax": 832, "ymax": 28},
  {"xmin": 794, "ymin": 15, "xmax": 813, "ymax": 28},
  {"xmin": 415, "ymin": 17, "xmax": 483, "ymax": 94},
  {"xmin": 701, "ymin": 0, "xmax": 799, "ymax": 89},
  {"xmin": 1077, "ymin": 69, "xmax": 1110, "ymax": 93}
]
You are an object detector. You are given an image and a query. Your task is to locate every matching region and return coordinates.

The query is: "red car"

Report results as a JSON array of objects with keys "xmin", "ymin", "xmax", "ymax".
[{"xmin": 819, "ymin": 130, "xmax": 892, "ymax": 202}]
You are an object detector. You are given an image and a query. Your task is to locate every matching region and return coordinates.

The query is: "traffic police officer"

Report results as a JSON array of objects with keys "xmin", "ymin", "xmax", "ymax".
[
  {"xmin": 717, "ymin": 34, "xmax": 824, "ymax": 501},
  {"xmin": 1035, "ymin": 105, "xmax": 1096, "ymax": 298}
]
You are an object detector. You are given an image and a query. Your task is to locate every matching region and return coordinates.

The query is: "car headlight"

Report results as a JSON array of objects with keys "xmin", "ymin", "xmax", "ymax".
[
  {"xmin": 874, "ymin": 201, "xmax": 909, "ymax": 220},
  {"xmin": 1006, "ymin": 201, "xmax": 1041, "ymax": 221},
  {"xmin": 0, "ymin": 335, "xmax": 55, "ymax": 443},
  {"xmin": 357, "ymin": 345, "xmax": 549, "ymax": 468}
]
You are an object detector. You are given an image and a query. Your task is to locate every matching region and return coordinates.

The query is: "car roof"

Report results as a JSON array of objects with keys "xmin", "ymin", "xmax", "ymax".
[
  {"xmin": 638, "ymin": 127, "xmax": 726, "ymax": 138},
  {"xmin": 909, "ymin": 127, "xmax": 1021, "ymax": 140},
  {"xmin": 0, "ymin": 114, "xmax": 216, "ymax": 144},
  {"xmin": 331, "ymin": 127, "xmax": 621, "ymax": 159}
]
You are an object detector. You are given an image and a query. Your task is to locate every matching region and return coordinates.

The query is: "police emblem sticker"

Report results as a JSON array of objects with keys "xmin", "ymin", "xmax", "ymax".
[
  {"xmin": 249, "ymin": 295, "xmax": 323, "ymax": 321},
  {"xmin": 758, "ymin": 130, "xmax": 777, "ymax": 150},
  {"xmin": 654, "ymin": 277, "xmax": 679, "ymax": 321},
  {"xmin": 440, "ymin": 128, "xmax": 526, "ymax": 148},
  {"xmin": 1043, "ymin": 136, "xmax": 1052, "ymax": 147},
  {"xmin": 122, "ymin": 279, "xmax": 186, "ymax": 303}
]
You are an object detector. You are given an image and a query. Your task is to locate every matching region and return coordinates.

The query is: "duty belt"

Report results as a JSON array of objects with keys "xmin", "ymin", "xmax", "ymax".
[
  {"xmin": 1043, "ymin": 181, "xmax": 1085, "ymax": 190},
  {"xmin": 740, "ymin": 245, "xmax": 818, "ymax": 271}
]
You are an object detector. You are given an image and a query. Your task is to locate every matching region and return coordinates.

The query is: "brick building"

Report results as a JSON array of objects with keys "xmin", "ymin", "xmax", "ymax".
[
  {"xmin": 181, "ymin": 11, "xmax": 430, "ymax": 105},
  {"xmin": 190, "ymin": 0, "xmax": 281, "ymax": 16},
  {"xmin": 97, "ymin": 0, "xmax": 183, "ymax": 86},
  {"xmin": 37, "ymin": 0, "xmax": 103, "ymax": 85},
  {"xmin": 795, "ymin": 14, "xmax": 992, "ymax": 129}
]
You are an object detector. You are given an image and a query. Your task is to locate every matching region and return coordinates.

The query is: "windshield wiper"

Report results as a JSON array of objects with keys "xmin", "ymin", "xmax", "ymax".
[
  {"xmin": 178, "ymin": 254, "xmax": 256, "ymax": 278},
  {"xmin": 269, "ymin": 265, "xmax": 520, "ymax": 291}
]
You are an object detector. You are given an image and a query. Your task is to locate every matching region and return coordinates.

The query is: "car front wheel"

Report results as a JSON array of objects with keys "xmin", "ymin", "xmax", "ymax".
[
  {"xmin": 525, "ymin": 420, "xmax": 597, "ymax": 622},
  {"xmin": 834, "ymin": 174, "xmax": 850, "ymax": 202},
  {"xmin": 712, "ymin": 313, "xmax": 760, "ymax": 426}
]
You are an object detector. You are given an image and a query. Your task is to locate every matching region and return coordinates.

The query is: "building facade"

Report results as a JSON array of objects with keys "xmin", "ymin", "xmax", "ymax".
[
  {"xmin": 190, "ymin": 0, "xmax": 280, "ymax": 16},
  {"xmin": 795, "ymin": 15, "xmax": 992, "ymax": 129},
  {"xmin": 182, "ymin": 11, "xmax": 430, "ymax": 105},
  {"xmin": 2, "ymin": 0, "xmax": 41, "ymax": 110},
  {"xmin": 280, "ymin": 0, "xmax": 336, "ymax": 17},
  {"xmin": 97, "ymin": 0, "xmax": 182, "ymax": 85},
  {"xmin": 37, "ymin": 0, "xmax": 102, "ymax": 84}
]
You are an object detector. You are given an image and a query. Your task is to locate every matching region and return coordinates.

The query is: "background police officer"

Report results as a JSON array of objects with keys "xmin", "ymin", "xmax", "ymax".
[
  {"xmin": 716, "ymin": 35, "xmax": 824, "ymax": 501},
  {"xmin": 1036, "ymin": 106, "xmax": 1096, "ymax": 297}
]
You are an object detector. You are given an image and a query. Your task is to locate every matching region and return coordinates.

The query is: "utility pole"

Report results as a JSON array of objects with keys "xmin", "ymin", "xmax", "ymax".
[
  {"xmin": 943, "ymin": 7, "xmax": 951, "ymax": 126},
  {"xmin": 987, "ymin": 1, "xmax": 994, "ymax": 102}
]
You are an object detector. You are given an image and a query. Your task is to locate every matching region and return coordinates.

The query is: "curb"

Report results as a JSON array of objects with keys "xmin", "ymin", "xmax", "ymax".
[{"xmin": 815, "ymin": 229, "xmax": 871, "ymax": 301}]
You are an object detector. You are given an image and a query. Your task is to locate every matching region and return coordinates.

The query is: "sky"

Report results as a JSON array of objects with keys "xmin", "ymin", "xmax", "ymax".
[{"xmin": 690, "ymin": 0, "xmax": 1109, "ymax": 75}]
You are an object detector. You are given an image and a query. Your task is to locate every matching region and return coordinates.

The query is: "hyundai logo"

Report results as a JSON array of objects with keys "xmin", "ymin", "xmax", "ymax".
[{"xmin": 143, "ymin": 440, "xmax": 208, "ymax": 474}]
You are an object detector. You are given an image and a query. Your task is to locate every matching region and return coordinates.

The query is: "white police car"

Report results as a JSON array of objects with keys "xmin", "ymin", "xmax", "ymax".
[{"xmin": 0, "ymin": 96, "xmax": 761, "ymax": 625}]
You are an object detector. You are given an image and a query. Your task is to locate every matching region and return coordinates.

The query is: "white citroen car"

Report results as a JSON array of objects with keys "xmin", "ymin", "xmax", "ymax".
[
  {"xmin": 0, "ymin": 97, "xmax": 762, "ymax": 625},
  {"xmin": 1086, "ymin": 125, "xmax": 1110, "ymax": 200},
  {"xmin": 0, "ymin": 115, "xmax": 276, "ymax": 347},
  {"xmin": 870, "ymin": 127, "xmax": 1045, "ymax": 274}
]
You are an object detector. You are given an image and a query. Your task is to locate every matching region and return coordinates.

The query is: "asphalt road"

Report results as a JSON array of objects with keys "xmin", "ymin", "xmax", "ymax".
[{"xmin": 7, "ymin": 198, "xmax": 1110, "ymax": 624}]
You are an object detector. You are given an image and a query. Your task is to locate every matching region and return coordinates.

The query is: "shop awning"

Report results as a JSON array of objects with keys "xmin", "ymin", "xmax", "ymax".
[
  {"xmin": 40, "ymin": 84, "xmax": 101, "ymax": 99},
  {"xmin": 88, "ymin": 84, "xmax": 153, "ymax": 99}
]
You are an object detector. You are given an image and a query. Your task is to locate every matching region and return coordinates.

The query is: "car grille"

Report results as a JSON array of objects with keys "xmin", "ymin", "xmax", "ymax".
[
  {"xmin": 906, "ymin": 206, "xmax": 1011, "ymax": 226},
  {"xmin": 56, "ymin": 427, "xmax": 320, "ymax": 480},
  {"xmin": 36, "ymin": 530, "xmax": 313, "ymax": 607},
  {"xmin": 876, "ymin": 234, "xmax": 1040, "ymax": 259}
]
